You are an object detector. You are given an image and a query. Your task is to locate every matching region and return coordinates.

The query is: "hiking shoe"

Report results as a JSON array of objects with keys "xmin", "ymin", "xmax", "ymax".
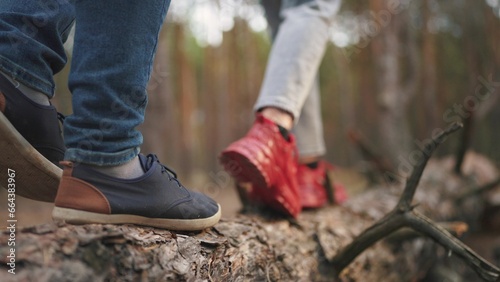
[
  {"xmin": 52, "ymin": 154, "xmax": 221, "ymax": 231},
  {"xmin": 0, "ymin": 73, "xmax": 64, "ymax": 202},
  {"xmin": 219, "ymin": 114, "xmax": 301, "ymax": 218},
  {"xmin": 298, "ymin": 161, "xmax": 348, "ymax": 208}
]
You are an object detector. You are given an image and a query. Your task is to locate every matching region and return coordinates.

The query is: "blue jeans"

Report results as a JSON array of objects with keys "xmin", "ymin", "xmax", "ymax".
[{"xmin": 0, "ymin": 0, "xmax": 171, "ymax": 165}]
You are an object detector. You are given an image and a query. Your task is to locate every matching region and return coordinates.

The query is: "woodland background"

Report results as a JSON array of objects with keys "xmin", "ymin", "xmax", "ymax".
[
  {"xmin": 0, "ymin": 1, "xmax": 499, "ymax": 280},
  {"xmin": 15, "ymin": 0, "xmax": 500, "ymax": 219}
]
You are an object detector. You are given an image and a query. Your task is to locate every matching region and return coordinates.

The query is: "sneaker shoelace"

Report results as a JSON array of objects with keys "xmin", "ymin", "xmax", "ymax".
[{"xmin": 145, "ymin": 154, "xmax": 182, "ymax": 187}]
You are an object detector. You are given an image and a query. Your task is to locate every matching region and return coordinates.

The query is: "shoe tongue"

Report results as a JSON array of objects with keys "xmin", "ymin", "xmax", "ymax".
[
  {"xmin": 138, "ymin": 154, "xmax": 155, "ymax": 172},
  {"xmin": 138, "ymin": 154, "xmax": 177, "ymax": 178}
]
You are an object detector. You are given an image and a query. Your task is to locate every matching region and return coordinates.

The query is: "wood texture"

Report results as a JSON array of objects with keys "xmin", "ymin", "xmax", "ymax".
[{"xmin": 0, "ymin": 153, "xmax": 497, "ymax": 281}]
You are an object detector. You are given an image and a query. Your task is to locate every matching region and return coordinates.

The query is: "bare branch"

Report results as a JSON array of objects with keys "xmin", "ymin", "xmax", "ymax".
[
  {"xmin": 397, "ymin": 122, "xmax": 463, "ymax": 211},
  {"xmin": 331, "ymin": 121, "xmax": 500, "ymax": 281},
  {"xmin": 408, "ymin": 211, "xmax": 500, "ymax": 281},
  {"xmin": 385, "ymin": 221, "xmax": 469, "ymax": 243},
  {"xmin": 456, "ymin": 177, "xmax": 500, "ymax": 203},
  {"xmin": 330, "ymin": 210, "xmax": 406, "ymax": 271}
]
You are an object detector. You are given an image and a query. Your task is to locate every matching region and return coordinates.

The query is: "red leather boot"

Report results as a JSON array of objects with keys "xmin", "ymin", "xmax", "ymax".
[
  {"xmin": 219, "ymin": 114, "xmax": 301, "ymax": 217},
  {"xmin": 298, "ymin": 161, "xmax": 348, "ymax": 208}
]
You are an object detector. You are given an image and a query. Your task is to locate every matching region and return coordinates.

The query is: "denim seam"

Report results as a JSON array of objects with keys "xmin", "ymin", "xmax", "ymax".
[
  {"xmin": 0, "ymin": 56, "xmax": 54, "ymax": 96},
  {"xmin": 60, "ymin": 19, "xmax": 76, "ymax": 38}
]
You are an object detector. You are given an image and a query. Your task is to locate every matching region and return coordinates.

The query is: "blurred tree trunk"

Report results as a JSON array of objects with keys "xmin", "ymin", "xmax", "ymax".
[
  {"xmin": 226, "ymin": 21, "xmax": 240, "ymax": 152},
  {"xmin": 239, "ymin": 18, "xmax": 263, "ymax": 132},
  {"xmin": 483, "ymin": 2, "xmax": 500, "ymax": 72},
  {"xmin": 356, "ymin": 46, "xmax": 379, "ymax": 148},
  {"xmin": 332, "ymin": 47, "xmax": 357, "ymax": 163},
  {"xmin": 201, "ymin": 46, "xmax": 218, "ymax": 169},
  {"xmin": 477, "ymin": 2, "xmax": 500, "ymax": 121},
  {"xmin": 215, "ymin": 36, "xmax": 230, "ymax": 157},
  {"xmin": 421, "ymin": 0, "xmax": 439, "ymax": 133},
  {"xmin": 371, "ymin": 0, "xmax": 419, "ymax": 166},
  {"xmin": 140, "ymin": 26, "xmax": 174, "ymax": 162},
  {"xmin": 173, "ymin": 23, "xmax": 197, "ymax": 175}
]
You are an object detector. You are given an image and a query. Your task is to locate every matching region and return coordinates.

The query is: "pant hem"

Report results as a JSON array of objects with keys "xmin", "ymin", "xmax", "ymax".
[
  {"xmin": 254, "ymin": 99, "xmax": 301, "ymax": 122},
  {"xmin": 297, "ymin": 148, "xmax": 326, "ymax": 158},
  {"xmin": 0, "ymin": 56, "xmax": 54, "ymax": 97},
  {"xmin": 64, "ymin": 147, "xmax": 140, "ymax": 166}
]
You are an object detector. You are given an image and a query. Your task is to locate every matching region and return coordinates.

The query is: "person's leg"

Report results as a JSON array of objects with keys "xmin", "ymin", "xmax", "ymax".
[
  {"xmin": 53, "ymin": 0, "xmax": 220, "ymax": 230},
  {"xmin": 262, "ymin": 0, "xmax": 336, "ymax": 209},
  {"xmin": 255, "ymin": 0, "xmax": 341, "ymax": 129},
  {"xmin": 293, "ymin": 76, "xmax": 348, "ymax": 207},
  {"xmin": 64, "ymin": 0, "xmax": 165, "ymax": 167},
  {"xmin": 258, "ymin": 0, "xmax": 295, "ymax": 130},
  {"xmin": 292, "ymin": 77, "xmax": 326, "ymax": 161},
  {"xmin": 263, "ymin": 0, "xmax": 332, "ymax": 161},
  {"xmin": 281, "ymin": 6, "xmax": 348, "ymax": 207},
  {"xmin": 0, "ymin": 0, "xmax": 75, "ymax": 96},
  {"xmin": 220, "ymin": 0, "xmax": 342, "ymax": 216},
  {"xmin": 0, "ymin": 0, "xmax": 74, "ymax": 201}
]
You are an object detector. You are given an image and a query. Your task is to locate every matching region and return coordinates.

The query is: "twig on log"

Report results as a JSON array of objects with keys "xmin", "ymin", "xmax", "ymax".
[
  {"xmin": 332, "ymin": 122, "xmax": 500, "ymax": 281},
  {"xmin": 398, "ymin": 123, "xmax": 463, "ymax": 211},
  {"xmin": 455, "ymin": 178, "xmax": 500, "ymax": 203},
  {"xmin": 386, "ymin": 221, "xmax": 469, "ymax": 243},
  {"xmin": 437, "ymin": 221, "xmax": 469, "ymax": 237},
  {"xmin": 330, "ymin": 209, "xmax": 407, "ymax": 270},
  {"xmin": 1, "ymin": 153, "xmax": 497, "ymax": 281},
  {"xmin": 408, "ymin": 211, "xmax": 500, "ymax": 281}
]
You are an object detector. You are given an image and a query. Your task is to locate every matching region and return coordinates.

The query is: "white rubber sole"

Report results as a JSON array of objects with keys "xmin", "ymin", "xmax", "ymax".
[
  {"xmin": 0, "ymin": 111, "xmax": 62, "ymax": 202},
  {"xmin": 52, "ymin": 204, "xmax": 222, "ymax": 231}
]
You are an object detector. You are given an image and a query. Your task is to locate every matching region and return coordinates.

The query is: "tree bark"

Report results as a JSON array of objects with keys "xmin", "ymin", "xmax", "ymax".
[{"xmin": 0, "ymin": 155, "xmax": 497, "ymax": 282}]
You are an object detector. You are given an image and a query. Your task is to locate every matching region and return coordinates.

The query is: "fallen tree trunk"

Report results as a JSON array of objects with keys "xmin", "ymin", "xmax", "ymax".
[{"xmin": 0, "ymin": 152, "xmax": 498, "ymax": 282}]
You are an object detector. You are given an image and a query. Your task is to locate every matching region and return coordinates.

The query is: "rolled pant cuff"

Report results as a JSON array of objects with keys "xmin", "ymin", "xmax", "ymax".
[
  {"xmin": 0, "ymin": 56, "xmax": 54, "ymax": 97},
  {"xmin": 297, "ymin": 147, "xmax": 326, "ymax": 158},
  {"xmin": 64, "ymin": 147, "xmax": 140, "ymax": 166},
  {"xmin": 254, "ymin": 99, "xmax": 301, "ymax": 122}
]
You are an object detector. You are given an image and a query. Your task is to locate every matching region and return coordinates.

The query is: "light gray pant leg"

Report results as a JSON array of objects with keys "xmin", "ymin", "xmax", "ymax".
[
  {"xmin": 258, "ymin": 0, "xmax": 340, "ymax": 157},
  {"xmin": 254, "ymin": 0, "xmax": 341, "ymax": 120},
  {"xmin": 292, "ymin": 77, "xmax": 326, "ymax": 157}
]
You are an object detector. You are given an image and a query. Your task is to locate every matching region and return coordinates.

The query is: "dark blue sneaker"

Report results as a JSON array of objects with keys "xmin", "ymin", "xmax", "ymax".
[
  {"xmin": 0, "ymin": 73, "xmax": 64, "ymax": 202},
  {"xmin": 52, "ymin": 154, "xmax": 221, "ymax": 231}
]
